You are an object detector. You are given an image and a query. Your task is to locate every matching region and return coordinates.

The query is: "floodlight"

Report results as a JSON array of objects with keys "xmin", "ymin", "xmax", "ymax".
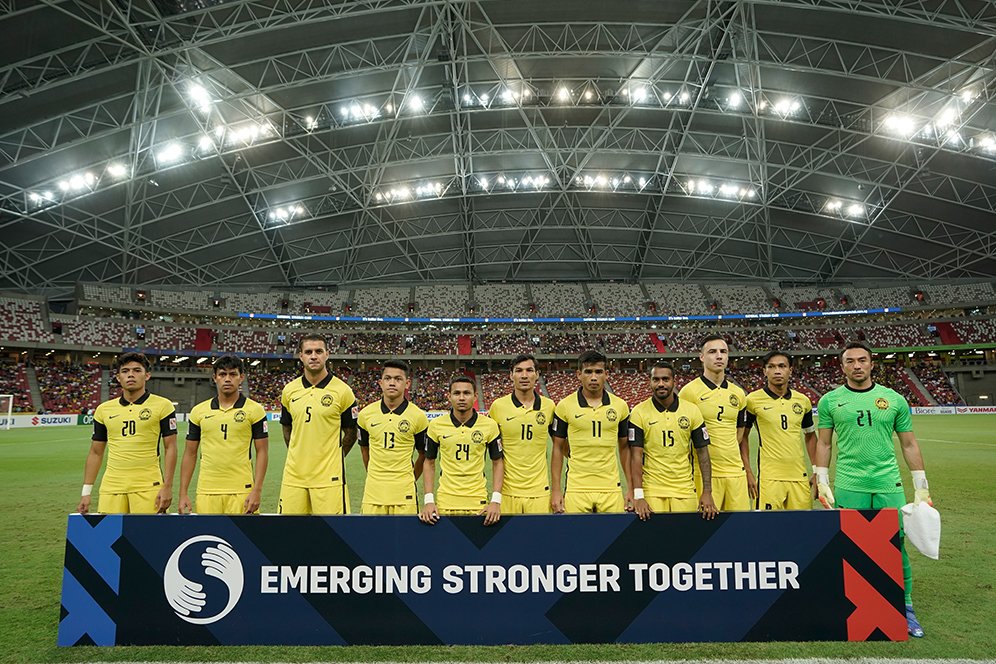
[
  {"xmin": 157, "ymin": 142, "xmax": 184, "ymax": 164},
  {"xmin": 727, "ymin": 91, "xmax": 742, "ymax": 108},
  {"xmin": 106, "ymin": 163, "xmax": 129, "ymax": 178}
]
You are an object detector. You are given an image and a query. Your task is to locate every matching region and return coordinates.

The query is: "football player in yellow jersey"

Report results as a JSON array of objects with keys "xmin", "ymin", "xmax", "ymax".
[
  {"xmin": 487, "ymin": 354, "xmax": 555, "ymax": 514},
  {"xmin": 629, "ymin": 362, "xmax": 717, "ymax": 520},
  {"xmin": 677, "ymin": 335, "xmax": 752, "ymax": 511},
  {"xmin": 741, "ymin": 351, "xmax": 817, "ymax": 511},
  {"xmin": 279, "ymin": 334, "xmax": 358, "ymax": 515},
  {"xmin": 358, "ymin": 360, "xmax": 429, "ymax": 515},
  {"xmin": 77, "ymin": 352, "xmax": 177, "ymax": 514},
  {"xmin": 550, "ymin": 350, "xmax": 632, "ymax": 514},
  {"xmin": 420, "ymin": 376, "xmax": 504, "ymax": 525},
  {"xmin": 178, "ymin": 355, "xmax": 269, "ymax": 515}
]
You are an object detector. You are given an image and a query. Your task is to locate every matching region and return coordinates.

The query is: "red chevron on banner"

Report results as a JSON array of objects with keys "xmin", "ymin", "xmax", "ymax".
[
  {"xmin": 840, "ymin": 508, "xmax": 903, "ymax": 587},
  {"xmin": 843, "ymin": 560, "xmax": 908, "ymax": 641}
]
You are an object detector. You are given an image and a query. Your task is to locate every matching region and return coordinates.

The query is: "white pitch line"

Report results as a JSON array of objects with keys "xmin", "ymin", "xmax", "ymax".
[
  {"xmin": 85, "ymin": 659, "xmax": 996, "ymax": 664},
  {"xmin": 917, "ymin": 438, "xmax": 995, "ymax": 447}
]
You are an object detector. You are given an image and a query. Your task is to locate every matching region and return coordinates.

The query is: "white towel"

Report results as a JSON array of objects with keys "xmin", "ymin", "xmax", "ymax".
[{"xmin": 901, "ymin": 502, "xmax": 941, "ymax": 560}]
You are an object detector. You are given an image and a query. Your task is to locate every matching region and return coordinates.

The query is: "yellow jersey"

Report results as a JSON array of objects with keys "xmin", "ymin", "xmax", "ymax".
[
  {"xmin": 744, "ymin": 387, "xmax": 815, "ymax": 482},
  {"xmin": 357, "ymin": 399, "xmax": 429, "ymax": 505},
  {"xmin": 487, "ymin": 392, "xmax": 554, "ymax": 497},
  {"xmin": 279, "ymin": 373, "xmax": 357, "ymax": 488},
  {"xmin": 426, "ymin": 411, "xmax": 503, "ymax": 510},
  {"xmin": 187, "ymin": 395, "xmax": 268, "ymax": 494},
  {"xmin": 628, "ymin": 395, "xmax": 708, "ymax": 498},
  {"xmin": 678, "ymin": 376, "xmax": 747, "ymax": 478},
  {"xmin": 551, "ymin": 389, "xmax": 631, "ymax": 493},
  {"xmin": 92, "ymin": 392, "xmax": 177, "ymax": 493}
]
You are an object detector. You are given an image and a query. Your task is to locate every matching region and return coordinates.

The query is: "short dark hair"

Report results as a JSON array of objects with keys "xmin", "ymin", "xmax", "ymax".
[
  {"xmin": 213, "ymin": 354, "xmax": 245, "ymax": 374},
  {"xmin": 115, "ymin": 352, "xmax": 151, "ymax": 372},
  {"xmin": 510, "ymin": 354, "xmax": 537, "ymax": 371},
  {"xmin": 762, "ymin": 350, "xmax": 793, "ymax": 367},
  {"xmin": 649, "ymin": 361, "xmax": 675, "ymax": 377},
  {"xmin": 699, "ymin": 333, "xmax": 726, "ymax": 350},
  {"xmin": 578, "ymin": 349, "xmax": 607, "ymax": 369},
  {"xmin": 298, "ymin": 333, "xmax": 328, "ymax": 352},
  {"xmin": 840, "ymin": 341, "xmax": 873, "ymax": 361},
  {"xmin": 382, "ymin": 359, "xmax": 410, "ymax": 377},
  {"xmin": 449, "ymin": 375, "xmax": 476, "ymax": 390}
]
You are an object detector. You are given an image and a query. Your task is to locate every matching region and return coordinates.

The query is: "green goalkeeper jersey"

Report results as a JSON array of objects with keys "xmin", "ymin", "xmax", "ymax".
[{"xmin": 816, "ymin": 383, "xmax": 913, "ymax": 493}]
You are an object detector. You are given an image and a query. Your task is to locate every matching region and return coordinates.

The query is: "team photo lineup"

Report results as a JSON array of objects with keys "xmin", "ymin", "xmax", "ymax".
[{"xmin": 76, "ymin": 332, "xmax": 934, "ymax": 638}]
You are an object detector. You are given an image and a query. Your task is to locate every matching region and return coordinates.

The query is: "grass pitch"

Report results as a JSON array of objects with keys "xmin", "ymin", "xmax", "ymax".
[{"xmin": 0, "ymin": 415, "xmax": 994, "ymax": 662}]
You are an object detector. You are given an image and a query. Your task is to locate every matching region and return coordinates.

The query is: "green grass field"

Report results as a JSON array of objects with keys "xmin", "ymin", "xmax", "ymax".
[{"xmin": 1, "ymin": 415, "xmax": 994, "ymax": 663}]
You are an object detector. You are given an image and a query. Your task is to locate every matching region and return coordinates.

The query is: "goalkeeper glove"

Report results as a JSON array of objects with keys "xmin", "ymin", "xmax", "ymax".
[
  {"xmin": 814, "ymin": 466, "xmax": 834, "ymax": 509},
  {"xmin": 911, "ymin": 470, "xmax": 932, "ymax": 506}
]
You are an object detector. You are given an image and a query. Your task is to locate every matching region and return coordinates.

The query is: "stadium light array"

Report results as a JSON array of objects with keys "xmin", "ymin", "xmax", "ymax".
[
  {"xmin": 574, "ymin": 172, "xmax": 649, "ymax": 191},
  {"xmin": 771, "ymin": 97, "xmax": 802, "ymax": 116},
  {"xmin": 374, "ymin": 181, "xmax": 446, "ymax": 203},
  {"xmin": 883, "ymin": 113, "xmax": 917, "ymax": 136},
  {"xmin": 685, "ymin": 179, "xmax": 757, "ymax": 200},
  {"xmin": 269, "ymin": 204, "xmax": 308, "ymax": 222},
  {"xmin": 825, "ymin": 198, "xmax": 866, "ymax": 219},
  {"xmin": 106, "ymin": 162, "xmax": 129, "ymax": 178},
  {"xmin": 727, "ymin": 91, "xmax": 743, "ymax": 108},
  {"xmin": 225, "ymin": 121, "xmax": 276, "ymax": 145}
]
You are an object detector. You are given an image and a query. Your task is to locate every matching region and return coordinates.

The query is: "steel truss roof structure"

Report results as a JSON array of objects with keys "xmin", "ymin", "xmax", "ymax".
[{"xmin": 0, "ymin": 0, "xmax": 994, "ymax": 291}]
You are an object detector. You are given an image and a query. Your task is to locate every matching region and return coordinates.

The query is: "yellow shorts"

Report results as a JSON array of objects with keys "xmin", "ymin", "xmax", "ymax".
[
  {"xmin": 196, "ymin": 493, "xmax": 254, "ymax": 515},
  {"xmin": 698, "ymin": 474, "xmax": 751, "ymax": 511},
  {"xmin": 278, "ymin": 485, "xmax": 350, "ymax": 515},
  {"xmin": 362, "ymin": 498, "xmax": 417, "ymax": 515},
  {"xmin": 503, "ymin": 494, "xmax": 551, "ymax": 514},
  {"xmin": 438, "ymin": 508, "xmax": 481, "ymax": 516},
  {"xmin": 98, "ymin": 489, "xmax": 160, "ymax": 514},
  {"xmin": 645, "ymin": 495, "xmax": 698, "ymax": 513},
  {"xmin": 565, "ymin": 491, "xmax": 624, "ymax": 514},
  {"xmin": 758, "ymin": 478, "xmax": 812, "ymax": 510}
]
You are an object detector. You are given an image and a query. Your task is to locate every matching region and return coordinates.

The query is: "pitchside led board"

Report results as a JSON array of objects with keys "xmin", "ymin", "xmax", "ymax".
[{"xmin": 59, "ymin": 511, "xmax": 907, "ymax": 646}]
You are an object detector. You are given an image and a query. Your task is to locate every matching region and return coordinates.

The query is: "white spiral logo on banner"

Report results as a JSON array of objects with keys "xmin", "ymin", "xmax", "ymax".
[{"xmin": 164, "ymin": 535, "xmax": 244, "ymax": 625}]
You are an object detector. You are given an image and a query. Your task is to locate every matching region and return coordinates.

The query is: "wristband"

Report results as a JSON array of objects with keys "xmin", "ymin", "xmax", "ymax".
[
  {"xmin": 423, "ymin": 493, "xmax": 434, "ymax": 505},
  {"xmin": 814, "ymin": 466, "xmax": 830, "ymax": 484},
  {"xmin": 911, "ymin": 470, "xmax": 928, "ymax": 490},
  {"xmin": 491, "ymin": 492, "xmax": 502, "ymax": 505},
  {"xmin": 633, "ymin": 488, "xmax": 645, "ymax": 500},
  {"xmin": 81, "ymin": 484, "xmax": 93, "ymax": 497}
]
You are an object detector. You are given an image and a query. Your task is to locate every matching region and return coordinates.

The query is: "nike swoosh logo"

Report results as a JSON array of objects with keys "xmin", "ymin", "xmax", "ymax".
[
  {"xmin": 763, "ymin": 407, "xmax": 773, "ymax": 411},
  {"xmin": 574, "ymin": 414, "xmax": 585, "ymax": 419},
  {"xmin": 291, "ymin": 396, "xmax": 304, "ymax": 402},
  {"xmin": 837, "ymin": 403, "xmax": 846, "ymax": 408},
  {"xmin": 648, "ymin": 421, "xmax": 659, "ymax": 426},
  {"xmin": 700, "ymin": 395, "xmax": 710, "ymax": 401},
  {"xmin": 505, "ymin": 416, "xmax": 516, "ymax": 421},
  {"xmin": 441, "ymin": 434, "xmax": 452, "ymax": 439},
  {"xmin": 203, "ymin": 414, "xmax": 215, "ymax": 419},
  {"xmin": 370, "ymin": 422, "xmax": 381, "ymax": 427},
  {"xmin": 108, "ymin": 414, "xmax": 120, "ymax": 419}
]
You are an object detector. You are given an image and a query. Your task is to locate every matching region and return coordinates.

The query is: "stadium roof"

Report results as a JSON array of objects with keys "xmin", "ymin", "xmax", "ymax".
[{"xmin": 1, "ymin": 0, "xmax": 995, "ymax": 291}]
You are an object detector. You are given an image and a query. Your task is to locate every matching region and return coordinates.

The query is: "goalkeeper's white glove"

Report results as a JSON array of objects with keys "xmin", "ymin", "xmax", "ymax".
[
  {"xmin": 912, "ymin": 470, "xmax": 932, "ymax": 506},
  {"xmin": 814, "ymin": 466, "xmax": 834, "ymax": 509}
]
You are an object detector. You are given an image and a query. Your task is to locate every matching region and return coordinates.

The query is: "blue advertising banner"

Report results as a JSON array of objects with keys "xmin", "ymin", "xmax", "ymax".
[{"xmin": 59, "ymin": 511, "xmax": 907, "ymax": 646}]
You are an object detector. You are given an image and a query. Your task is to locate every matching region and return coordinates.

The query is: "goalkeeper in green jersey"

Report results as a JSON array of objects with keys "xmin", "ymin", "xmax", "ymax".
[{"xmin": 814, "ymin": 341, "xmax": 933, "ymax": 638}]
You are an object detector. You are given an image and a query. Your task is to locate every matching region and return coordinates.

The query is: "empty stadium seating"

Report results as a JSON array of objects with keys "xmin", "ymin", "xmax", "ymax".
[
  {"xmin": 643, "ymin": 283, "xmax": 707, "ymax": 316},
  {"xmin": 352, "ymin": 287, "xmax": 412, "ymax": 316},
  {"xmin": 0, "ymin": 297, "xmax": 51, "ymax": 344},
  {"xmin": 919, "ymin": 282, "xmax": 994, "ymax": 304},
  {"xmin": 707, "ymin": 284, "xmax": 773, "ymax": 314},
  {"xmin": 221, "ymin": 291, "xmax": 286, "ymax": 313},
  {"xmin": 413, "ymin": 285, "xmax": 469, "ymax": 317},
  {"xmin": 845, "ymin": 286, "xmax": 912, "ymax": 309},
  {"xmin": 471, "ymin": 283, "xmax": 530, "ymax": 317},
  {"xmin": 587, "ymin": 283, "xmax": 647, "ymax": 317},
  {"xmin": 531, "ymin": 283, "xmax": 588, "ymax": 316}
]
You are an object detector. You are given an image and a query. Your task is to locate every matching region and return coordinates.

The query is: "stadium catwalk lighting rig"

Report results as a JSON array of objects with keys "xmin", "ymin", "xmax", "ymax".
[
  {"xmin": 268, "ymin": 204, "xmax": 308, "ymax": 223},
  {"xmin": 684, "ymin": 179, "xmax": 758, "ymax": 201}
]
